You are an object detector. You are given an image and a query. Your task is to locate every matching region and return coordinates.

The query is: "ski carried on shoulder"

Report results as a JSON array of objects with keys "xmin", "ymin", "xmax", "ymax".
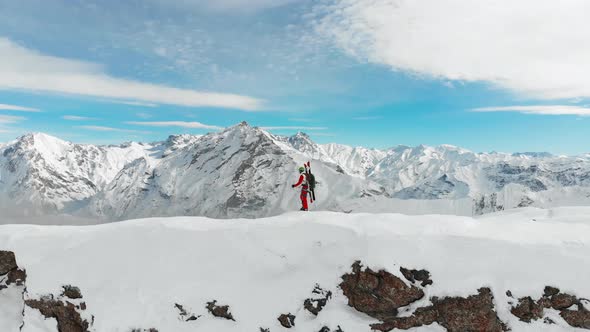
[{"xmin": 305, "ymin": 161, "xmax": 316, "ymax": 202}]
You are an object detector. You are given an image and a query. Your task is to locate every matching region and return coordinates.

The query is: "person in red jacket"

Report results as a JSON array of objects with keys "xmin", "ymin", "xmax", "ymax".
[{"xmin": 291, "ymin": 166, "xmax": 309, "ymax": 211}]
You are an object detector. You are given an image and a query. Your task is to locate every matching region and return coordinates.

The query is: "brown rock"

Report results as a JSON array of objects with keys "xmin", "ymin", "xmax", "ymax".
[
  {"xmin": 400, "ymin": 267, "xmax": 433, "ymax": 287},
  {"xmin": 62, "ymin": 285, "xmax": 83, "ymax": 299},
  {"xmin": 206, "ymin": 300, "xmax": 235, "ymax": 321},
  {"xmin": 560, "ymin": 309, "xmax": 590, "ymax": 329},
  {"xmin": 340, "ymin": 261, "xmax": 424, "ymax": 321},
  {"xmin": 0, "ymin": 251, "xmax": 17, "ymax": 275},
  {"xmin": 544, "ymin": 286, "xmax": 560, "ymax": 297},
  {"xmin": 26, "ymin": 298, "xmax": 90, "ymax": 332},
  {"xmin": 304, "ymin": 285, "xmax": 332, "ymax": 316},
  {"xmin": 6, "ymin": 268, "xmax": 27, "ymax": 286},
  {"xmin": 551, "ymin": 293, "xmax": 577, "ymax": 310},
  {"xmin": 510, "ymin": 296, "xmax": 544, "ymax": 322},
  {"xmin": 372, "ymin": 288, "xmax": 506, "ymax": 332},
  {"xmin": 277, "ymin": 313, "xmax": 295, "ymax": 328}
]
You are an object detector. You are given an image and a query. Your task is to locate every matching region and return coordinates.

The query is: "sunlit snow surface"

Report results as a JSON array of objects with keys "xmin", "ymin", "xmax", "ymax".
[{"xmin": 1, "ymin": 207, "xmax": 590, "ymax": 331}]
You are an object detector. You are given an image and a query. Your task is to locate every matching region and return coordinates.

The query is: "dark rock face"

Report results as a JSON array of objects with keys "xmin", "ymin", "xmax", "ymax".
[
  {"xmin": 304, "ymin": 285, "xmax": 332, "ymax": 316},
  {"xmin": 278, "ymin": 313, "xmax": 296, "ymax": 328},
  {"xmin": 0, "ymin": 250, "xmax": 18, "ymax": 275},
  {"xmin": 25, "ymin": 298, "xmax": 90, "ymax": 332},
  {"xmin": 318, "ymin": 326, "xmax": 343, "ymax": 332},
  {"xmin": 6, "ymin": 268, "xmax": 27, "ymax": 286},
  {"xmin": 339, "ymin": 261, "xmax": 424, "ymax": 321},
  {"xmin": 511, "ymin": 296, "xmax": 544, "ymax": 322},
  {"xmin": 371, "ymin": 288, "xmax": 506, "ymax": 332},
  {"xmin": 510, "ymin": 286, "xmax": 590, "ymax": 329},
  {"xmin": 400, "ymin": 267, "xmax": 433, "ymax": 287},
  {"xmin": 62, "ymin": 285, "xmax": 83, "ymax": 299},
  {"xmin": 206, "ymin": 300, "xmax": 235, "ymax": 321}
]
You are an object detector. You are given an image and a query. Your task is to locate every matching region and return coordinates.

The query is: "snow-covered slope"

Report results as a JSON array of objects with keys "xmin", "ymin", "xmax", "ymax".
[{"xmin": 1, "ymin": 208, "xmax": 590, "ymax": 331}]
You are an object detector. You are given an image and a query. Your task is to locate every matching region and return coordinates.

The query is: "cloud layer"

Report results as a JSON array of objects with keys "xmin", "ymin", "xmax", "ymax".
[
  {"xmin": 314, "ymin": 0, "xmax": 590, "ymax": 99},
  {"xmin": 472, "ymin": 105, "xmax": 590, "ymax": 116},
  {"xmin": 126, "ymin": 121, "xmax": 222, "ymax": 130},
  {"xmin": 0, "ymin": 103, "xmax": 41, "ymax": 112},
  {"xmin": 0, "ymin": 38, "xmax": 263, "ymax": 111}
]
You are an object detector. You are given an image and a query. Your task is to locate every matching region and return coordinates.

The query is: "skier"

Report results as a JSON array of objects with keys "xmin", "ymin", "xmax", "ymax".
[{"xmin": 292, "ymin": 166, "xmax": 309, "ymax": 211}]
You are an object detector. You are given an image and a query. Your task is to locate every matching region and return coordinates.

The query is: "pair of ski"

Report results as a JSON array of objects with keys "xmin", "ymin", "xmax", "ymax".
[{"xmin": 304, "ymin": 161, "xmax": 316, "ymax": 203}]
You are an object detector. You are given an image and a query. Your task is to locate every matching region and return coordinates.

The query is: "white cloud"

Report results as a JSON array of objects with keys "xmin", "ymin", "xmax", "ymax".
[
  {"xmin": 260, "ymin": 126, "xmax": 327, "ymax": 130},
  {"xmin": 0, "ymin": 38, "xmax": 263, "ymax": 110},
  {"xmin": 77, "ymin": 125, "xmax": 149, "ymax": 134},
  {"xmin": 0, "ymin": 103, "xmax": 41, "ymax": 112},
  {"xmin": 118, "ymin": 101, "xmax": 159, "ymax": 108},
  {"xmin": 63, "ymin": 115, "xmax": 97, "ymax": 121},
  {"xmin": 314, "ymin": 0, "xmax": 590, "ymax": 99},
  {"xmin": 0, "ymin": 115, "xmax": 25, "ymax": 124},
  {"xmin": 125, "ymin": 121, "xmax": 222, "ymax": 130},
  {"xmin": 136, "ymin": 112, "xmax": 153, "ymax": 119},
  {"xmin": 472, "ymin": 105, "xmax": 590, "ymax": 116}
]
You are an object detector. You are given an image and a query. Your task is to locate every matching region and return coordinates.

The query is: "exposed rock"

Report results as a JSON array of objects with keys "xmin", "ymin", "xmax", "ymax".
[
  {"xmin": 551, "ymin": 293, "xmax": 577, "ymax": 310},
  {"xmin": 62, "ymin": 285, "xmax": 83, "ymax": 299},
  {"xmin": 560, "ymin": 309, "xmax": 590, "ymax": 329},
  {"xmin": 277, "ymin": 313, "xmax": 296, "ymax": 328},
  {"xmin": 511, "ymin": 287, "xmax": 590, "ymax": 329},
  {"xmin": 6, "ymin": 268, "xmax": 27, "ymax": 285},
  {"xmin": 372, "ymin": 288, "xmax": 506, "ymax": 332},
  {"xmin": 339, "ymin": 261, "xmax": 424, "ymax": 321},
  {"xmin": 304, "ymin": 284, "xmax": 332, "ymax": 316},
  {"xmin": 26, "ymin": 298, "xmax": 90, "ymax": 332},
  {"xmin": 174, "ymin": 303, "xmax": 200, "ymax": 322},
  {"xmin": 510, "ymin": 296, "xmax": 544, "ymax": 322},
  {"xmin": 400, "ymin": 267, "xmax": 433, "ymax": 287},
  {"xmin": 206, "ymin": 300, "xmax": 235, "ymax": 321},
  {"xmin": 259, "ymin": 328, "xmax": 270, "ymax": 332},
  {"xmin": 318, "ymin": 326, "xmax": 343, "ymax": 332},
  {"xmin": 544, "ymin": 286, "xmax": 560, "ymax": 297},
  {"xmin": 0, "ymin": 250, "xmax": 17, "ymax": 275},
  {"xmin": 130, "ymin": 329, "xmax": 159, "ymax": 332}
]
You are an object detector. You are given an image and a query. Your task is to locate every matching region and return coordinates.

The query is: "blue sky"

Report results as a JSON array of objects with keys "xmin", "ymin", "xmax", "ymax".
[{"xmin": 1, "ymin": 0, "xmax": 590, "ymax": 154}]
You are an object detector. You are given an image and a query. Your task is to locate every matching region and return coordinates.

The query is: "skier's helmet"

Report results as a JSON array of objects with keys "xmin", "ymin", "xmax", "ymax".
[{"xmin": 298, "ymin": 166, "xmax": 305, "ymax": 173}]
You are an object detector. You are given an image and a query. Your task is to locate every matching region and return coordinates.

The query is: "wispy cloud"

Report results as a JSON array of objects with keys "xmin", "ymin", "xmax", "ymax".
[
  {"xmin": 260, "ymin": 126, "xmax": 328, "ymax": 131},
  {"xmin": 63, "ymin": 115, "xmax": 97, "ymax": 121},
  {"xmin": 314, "ymin": 0, "xmax": 590, "ymax": 100},
  {"xmin": 125, "ymin": 121, "xmax": 222, "ymax": 130},
  {"xmin": 77, "ymin": 125, "xmax": 150, "ymax": 134},
  {"xmin": 118, "ymin": 101, "xmax": 159, "ymax": 108},
  {"xmin": 0, "ymin": 115, "xmax": 25, "ymax": 124},
  {"xmin": 0, "ymin": 103, "xmax": 41, "ymax": 112},
  {"xmin": 471, "ymin": 105, "xmax": 590, "ymax": 116},
  {"xmin": 0, "ymin": 38, "xmax": 264, "ymax": 111}
]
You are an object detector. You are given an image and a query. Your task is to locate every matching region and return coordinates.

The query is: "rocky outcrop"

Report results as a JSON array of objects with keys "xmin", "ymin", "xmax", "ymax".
[
  {"xmin": 62, "ymin": 285, "xmax": 83, "ymax": 299},
  {"xmin": 304, "ymin": 284, "xmax": 332, "ymax": 316},
  {"xmin": 206, "ymin": 300, "xmax": 235, "ymax": 321},
  {"xmin": 0, "ymin": 250, "xmax": 18, "ymax": 275},
  {"xmin": 278, "ymin": 313, "xmax": 296, "ymax": 328},
  {"xmin": 25, "ymin": 296, "xmax": 91, "ymax": 332},
  {"xmin": 340, "ymin": 262, "xmax": 506, "ymax": 332},
  {"xmin": 339, "ymin": 261, "xmax": 424, "ymax": 321},
  {"xmin": 371, "ymin": 288, "xmax": 507, "ymax": 332},
  {"xmin": 510, "ymin": 286, "xmax": 590, "ymax": 329}
]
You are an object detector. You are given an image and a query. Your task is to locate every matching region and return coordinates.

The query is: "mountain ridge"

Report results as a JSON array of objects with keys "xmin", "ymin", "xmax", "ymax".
[{"xmin": 2, "ymin": 122, "xmax": 590, "ymax": 221}]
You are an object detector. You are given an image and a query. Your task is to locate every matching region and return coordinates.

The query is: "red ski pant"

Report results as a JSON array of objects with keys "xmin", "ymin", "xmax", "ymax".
[{"xmin": 300, "ymin": 187, "xmax": 309, "ymax": 210}]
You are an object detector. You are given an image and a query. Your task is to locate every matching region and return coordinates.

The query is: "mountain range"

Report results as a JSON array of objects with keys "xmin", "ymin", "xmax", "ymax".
[{"xmin": 2, "ymin": 121, "xmax": 590, "ymax": 221}]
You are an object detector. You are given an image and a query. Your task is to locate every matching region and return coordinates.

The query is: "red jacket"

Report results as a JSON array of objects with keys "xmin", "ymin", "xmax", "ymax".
[{"xmin": 293, "ymin": 174, "xmax": 308, "ymax": 188}]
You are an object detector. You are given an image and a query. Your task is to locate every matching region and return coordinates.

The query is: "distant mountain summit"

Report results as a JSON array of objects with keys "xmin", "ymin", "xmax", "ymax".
[{"xmin": 2, "ymin": 122, "xmax": 590, "ymax": 221}]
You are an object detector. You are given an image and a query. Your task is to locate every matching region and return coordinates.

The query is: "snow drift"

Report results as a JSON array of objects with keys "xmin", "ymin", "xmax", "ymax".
[{"xmin": 1, "ymin": 207, "xmax": 590, "ymax": 331}]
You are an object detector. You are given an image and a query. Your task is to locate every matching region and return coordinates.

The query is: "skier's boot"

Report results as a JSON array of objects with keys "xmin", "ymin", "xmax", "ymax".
[{"xmin": 300, "ymin": 207, "xmax": 308, "ymax": 211}]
